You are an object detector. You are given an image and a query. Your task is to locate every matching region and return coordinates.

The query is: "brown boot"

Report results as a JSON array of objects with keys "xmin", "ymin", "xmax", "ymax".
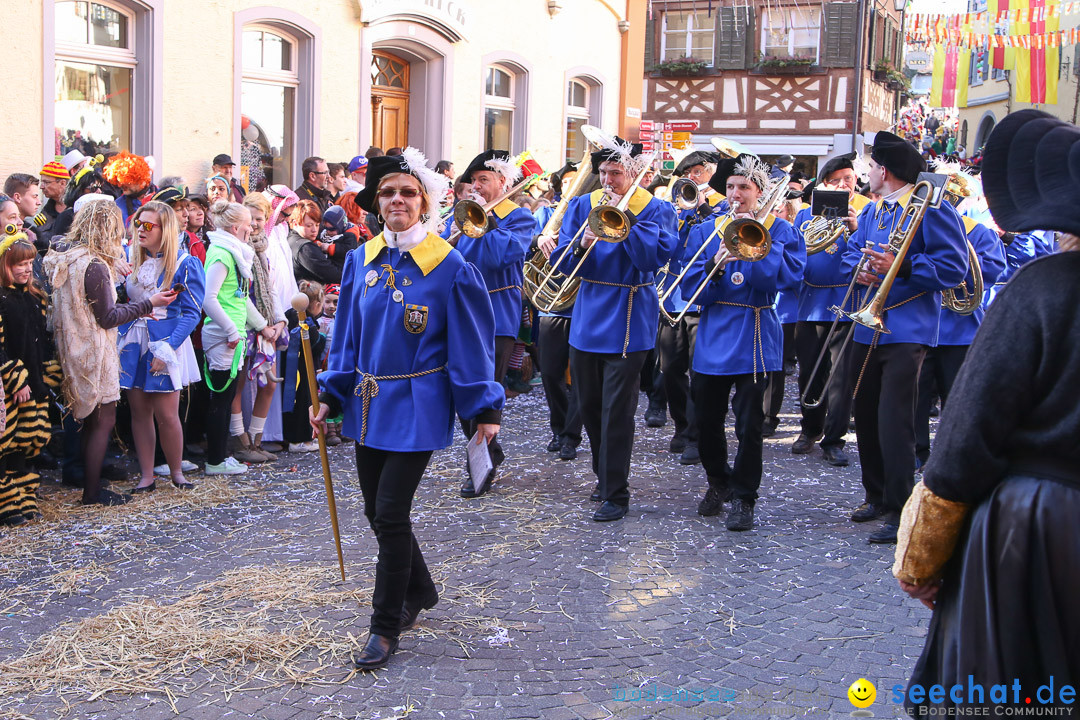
[
  {"xmin": 229, "ymin": 433, "xmax": 267, "ymax": 464},
  {"xmin": 325, "ymin": 422, "xmax": 343, "ymax": 447},
  {"xmin": 252, "ymin": 432, "xmax": 278, "ymax": 461}
]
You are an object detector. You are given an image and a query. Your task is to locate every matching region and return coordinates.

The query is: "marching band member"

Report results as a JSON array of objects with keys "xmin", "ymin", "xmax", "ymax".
[
  {"xmin": 684, "ymin": 154, "xmax": 793, "ymax": 531},
  {"xmin": 313, "ymin": 149, "xmax": 504, "ymax": 670},
  {"xmin": 914, "ymin": 170, "xmax": 1006, "ymax": 467},
  {"xmin": 451, "ymin": 150, "xmax": 535, "ymax": 496},
  {"xmin": 839, "ymin": 131, "xmax": 968, "ymax": 544},
  {"xmin": 791, "ymin": 153, "xmax": 871, "ymax": 466},
  {"xmin": 553, "ymin": 135, "xmax": 676, "ymax": 522},
  {"xmin": 660, "ymin": 150, "xmax": 723, "ymax": 465}
]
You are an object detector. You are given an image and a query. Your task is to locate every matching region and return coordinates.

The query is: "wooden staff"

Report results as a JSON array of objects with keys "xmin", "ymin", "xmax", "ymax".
[{"xmin": 291, "ymin": 293, "xmax": 346, "ymax": 581}]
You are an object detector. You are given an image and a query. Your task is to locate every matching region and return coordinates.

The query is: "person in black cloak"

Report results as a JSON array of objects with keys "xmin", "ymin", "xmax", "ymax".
[{"xmin": 893, "ymin": 108, "xmax": 1080, "ymax": 715}]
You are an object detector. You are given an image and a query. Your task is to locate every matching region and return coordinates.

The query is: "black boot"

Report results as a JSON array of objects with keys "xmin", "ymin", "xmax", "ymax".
[{"xmin": 352, "ymin": 633, "xmax": 398, "ymax": 670}]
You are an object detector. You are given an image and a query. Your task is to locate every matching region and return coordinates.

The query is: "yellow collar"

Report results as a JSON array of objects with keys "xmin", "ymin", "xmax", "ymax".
[
  {"xmin": 875, "ymin": 187, "xmax": 915, "ymax": 212},
  {"xmin": 961, "ymin": 215, "xmax": 979, "ymax": 235},
  {"xmin": 590, "ymin": 187, "xmax": 652, "ymax": 216},
  {"xmin": 364, "ymin": 232, "xmax": 453, "ymax": 276},
  {"xmin": 851, "ymin": 193, "xmax": 872, "ymax": 212},
  {"xmin": 492, "ymin": 198, "xmax": 520, "ymax": 220},
  {"xmin": 708, "ymin": 192, "xmax": 726, "ymax": 207}
]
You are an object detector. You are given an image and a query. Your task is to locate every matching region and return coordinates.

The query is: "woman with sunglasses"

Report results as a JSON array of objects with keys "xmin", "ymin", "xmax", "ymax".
[
  {"xmin": 311, "ymin": 149, "xmax": 503, "ymax": 670},
  {"xmin": 119, "ymin": 201, "xmax": 206, "ymax": 493}
]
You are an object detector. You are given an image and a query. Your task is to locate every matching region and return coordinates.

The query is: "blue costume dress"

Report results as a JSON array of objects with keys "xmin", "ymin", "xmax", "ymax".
[{"xmin": 118, "ymin": 251, "xmax": 206, "ymax": 393}]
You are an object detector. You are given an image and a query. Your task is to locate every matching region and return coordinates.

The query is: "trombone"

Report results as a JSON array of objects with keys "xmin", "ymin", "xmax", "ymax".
[
  {"xmin": 800, "ymin": 180, "xmax": 935, "ymax": 407},
  {"xmin": 446, "ymin": 177, "xmax": 532, "ymax": 246},
  {"xmin": 664, "ymin": 173, "xmax": 790, "ymax": 326},
  {"xmin": 533, "ymin": 150, "xmax": 656, "ymax": 313}
]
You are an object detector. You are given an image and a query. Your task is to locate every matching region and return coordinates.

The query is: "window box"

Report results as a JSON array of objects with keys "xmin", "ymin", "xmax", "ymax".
[
  {"xmin": 751, "ymin": 57, "xmax": 823, "ymax": 76},
  {"xmin": 651, "ymin": 58, "xmax": 711, "ymax": 76}
]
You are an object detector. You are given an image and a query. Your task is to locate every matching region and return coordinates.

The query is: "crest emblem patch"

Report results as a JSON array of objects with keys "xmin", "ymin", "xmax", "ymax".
[{"xmin": 404, "ymin": 304, "xmax": 428, "ymax": 334}]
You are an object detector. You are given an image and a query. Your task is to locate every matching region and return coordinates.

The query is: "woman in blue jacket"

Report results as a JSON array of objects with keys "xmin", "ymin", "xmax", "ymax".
[
  {"xmin": 118, "ymin": 201, "xmax": 206, "ymax": 492},
  {"xmin": 312, "ymin": 149, "xmax": 504, "ymax": 671}
]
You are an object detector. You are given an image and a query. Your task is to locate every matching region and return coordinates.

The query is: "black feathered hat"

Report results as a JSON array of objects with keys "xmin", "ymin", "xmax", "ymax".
[
  {"xmin": 461, "ymin": 150, "xmax": 520, "ymax": 185},
  {"xmin": 674, "ymin": 151, "xmax": 720, "ymax": 178},
  {"xmin": 354, "ymin": 149, "xmax": 449, "ymax": 222},
  {"xmin": 983, "ymin": 109, "xmax": 1080, "ymax": 236},
  {"xmin": 869, "ymin": 131, "xmax": 926, "ymax": 185},
  {"xmin": 590, "ymin": 136, "xmax": 645, "ymax": 174},
  {"xmin": 708, "ymin": 153, "xmax": 770, "ymax": 195}
]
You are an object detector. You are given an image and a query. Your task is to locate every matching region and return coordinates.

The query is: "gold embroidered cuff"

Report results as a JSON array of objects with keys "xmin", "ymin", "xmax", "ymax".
[{"xmin": 893, "ymin": 480, "xmax": 970, "ymax": 586}]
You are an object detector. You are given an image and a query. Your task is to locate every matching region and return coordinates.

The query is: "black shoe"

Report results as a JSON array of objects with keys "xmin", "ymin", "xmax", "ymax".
[
  {"xmin": 101, "ymin": 463, "xmax": 128, "ymax": 483},
  {"xmin": 929, "ymin": 402, "xmax": 940, "ymax": 418},
  {"xmin": 29, "ymin": 452, "xmax": 59, "ymax": 470},
  {"xmin": 784, "ymin": 360, "xmax": 797, "ymax": 376},
  {"xmin": 84, "ymin": 489, "xmax": 133, "ymax": 507},
  {"xmin": 589, "ymin": 484, "xmax": 601, "ymax": 502},
  {"xmin": 1, "ymin": 514, "xmax": 27, "ymax": 527},
  {"xmin": 171, "ymin": 478, "xmax": 195, "ymax": 490},
  {"xmin": 761, "ymin": 417, "xmax": 779, "ymax": 438},
  {"xmin": 352, "ymin": 633, "xmax": 398, "ymax": 671},
  {"xmin": 61, "ymin": 469, "xmax": 85, "ymax": 488},
  {"xmin": 697, "ymin": 487, "xmax": 725, "ymax": 517},
  {"xmin": 592, "ymin": 501, "xmax": 628, "ymax": 522},
  {"xmin": 22, "ymin": 511, "xmax": 42, "ymax": 522},
  {"xmin": 645, "ymin": 408, "xmax": 667, "ymax": 428},
  {"xmin": 868, "ymin": 517, "xmax": 900, "ymax": 544},
  {"xmin": 668, "ymin": 435, "xmax": 687, "ymax": 453},
  {"xmin": 725, "ymin": 499, "xmax": 755, "ymax": 531},
  {"xmin": 679, "ymin": 444, "xmax": 700, "ymax": 465},
  {"xmin": 546, "ymin": 435, "xmax": 562, "ymax": 453},
  {"xmin": 559, "ymin": 443, "xmax": 577, "ymax": 461},
  {"xmin": 401, "ymin": 592, "xmax": 439, "ymax": 631},
  {"xmin": 460, "ymin": 473, "xmax": 493, "ymax": 499},
  {"xmin": 822, "ymin": 446, "xmax": 850, "ymax": 467},
  {"xmin": 130, "ymin": 481, "xmax": 156, "ymax": 494},
  {"xmin": 850, "ymin": 502, "xmax": 885, "ymax": 523},
  {"xmin": 790, "ymin": 433, "xmax": 817, "ymax": 454}
]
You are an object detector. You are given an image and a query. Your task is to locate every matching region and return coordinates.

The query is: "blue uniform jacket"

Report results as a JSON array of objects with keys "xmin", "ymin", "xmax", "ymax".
[
  {"xmin": 683, "ymin": 214, "xmax": 792, "ymax": 376},
  {"xmin": 319, "ymin": 232, "xmax": 505, "ymax": 451},
  {"xmin": 665, "ymin": 192, "xmax": 726, "ymax": 314},
  {"xmin": 118, "ymin": 252, "xmax": 206, "ymax": 348},
  {"xmin": 840, "ymin": 189, "xmax": 968, "ymax": 346},
  {"xmin": 984, "ymin": 231, "xmax": 1038, "ymax": 307},
  {"xmin": 795, "ymin": 194, "xmax": 873, "ymax": 323},
  {"xmin": 937, "ymin": 218, "xmax": 1006, "ymax": 346},
  {"xmin": 453, "ymin": 199, "xmax": 533, "ymax": 338},
  {"xmin": 773, "ymin": 205, "xmax": 807, "ymax": 324},
  {"xmin": 554, "ymin": 188, "xmax": 677, "ymax": 355}
]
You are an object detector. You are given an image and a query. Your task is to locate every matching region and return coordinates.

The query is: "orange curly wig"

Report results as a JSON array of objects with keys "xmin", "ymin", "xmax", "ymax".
[{"xmin": 103, "ymin": 151, "xmax": 152, "ymax": 193}]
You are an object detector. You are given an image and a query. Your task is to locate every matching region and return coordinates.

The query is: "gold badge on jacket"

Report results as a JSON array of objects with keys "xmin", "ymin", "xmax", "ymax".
[{"xmin": 404, "ymin": 304, "xmax": 428, "ymax": 334}]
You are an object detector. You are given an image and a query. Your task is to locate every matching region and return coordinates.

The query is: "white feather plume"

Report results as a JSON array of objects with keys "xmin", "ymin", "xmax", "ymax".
[
  {"xmin": 592, "ymin": 130, "xmax": 643, "ymax": 174},
  {"xmin": 484, "ymin": 156, "xmax": 521, "ymax": 187},
  {"xmin": 400, "ymin": 146, "xmax": 450, "ymax": 233},
  {"xmin": 733, "ymin": 155, "xmax": 771, "ymax": 191},
  {"xmin": 851, "ymin": 153, "xmax": 871, "ymax": 183}
]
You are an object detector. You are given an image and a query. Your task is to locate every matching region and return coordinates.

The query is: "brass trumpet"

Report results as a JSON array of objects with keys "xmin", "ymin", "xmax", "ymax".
[
  {"xmin": 446, "ymin": 177, "xmax": 532, "ymax": 245},
  {"xmin": 941, "ymin": 238, "xmax": 983, "ymax": 315}
]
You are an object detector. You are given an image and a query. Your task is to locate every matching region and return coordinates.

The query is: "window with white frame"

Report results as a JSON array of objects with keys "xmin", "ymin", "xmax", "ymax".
[
  {"xmin": 565, "ymin": 79, "xmax": 590, "ymax": 165},
  {"xmin": 241, "ymin": 26, "xmax": 298, "ymax": 189},
  {"xmin": 761, "ymin": 7, "xmax": 822, "ymax": 62},
  {"xmin": 54, "ymin": 0, "xmax": 135, "ymax": 157},
  {"xmin": 484, "ymin": 64, "xmax": 515, "ymax": 151},
  {"xmin": 661, "ymin": 11, "xmax": 715, "ymax": 64}
]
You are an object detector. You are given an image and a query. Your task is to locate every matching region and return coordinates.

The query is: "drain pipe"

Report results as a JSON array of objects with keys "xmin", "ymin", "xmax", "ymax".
[{"xmin": 851, "ymin": 0, "xmax": 869, "ymax": 153}]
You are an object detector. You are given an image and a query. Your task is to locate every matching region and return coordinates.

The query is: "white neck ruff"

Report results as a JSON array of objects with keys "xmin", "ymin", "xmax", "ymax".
[{"xmin": 384, "ymin": 222, "xmax": 427, "ymax": 253}]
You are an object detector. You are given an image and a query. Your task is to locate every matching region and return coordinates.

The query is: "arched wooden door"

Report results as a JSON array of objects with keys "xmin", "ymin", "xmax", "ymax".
[{"xmin": 371, "ymin": 51, "xmax": 409, "ymax": 150}]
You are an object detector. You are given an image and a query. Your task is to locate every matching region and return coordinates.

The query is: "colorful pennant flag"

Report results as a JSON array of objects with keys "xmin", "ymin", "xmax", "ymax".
[{"xmin": 930, "ymin": 43, "xmax": 972, "ymax": 108}]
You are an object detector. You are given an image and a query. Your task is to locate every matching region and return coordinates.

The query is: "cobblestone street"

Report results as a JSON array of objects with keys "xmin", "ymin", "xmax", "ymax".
[{"xmin": 1, "ymin": 378, "xmax": 929, "ymax": 720}]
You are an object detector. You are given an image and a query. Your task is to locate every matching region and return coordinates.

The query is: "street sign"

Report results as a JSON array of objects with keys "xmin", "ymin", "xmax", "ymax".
[
  {"xmin": 661, "ymin": 160, "xmax": 676, "ymax": 172},
  {"xmin": 906, "ymin": 51, "xmax": 931, "ymax": 71},
  {"xmin": 640, "ymin": 120, "xmax": 655, "ymax": 132},
  {"xmin": 641, "ymin": 141, "xmax": 655, "ymax": 151},
  {"xmin": 666, "ymin": 121, "xmax": 700, "ymax": 132}
]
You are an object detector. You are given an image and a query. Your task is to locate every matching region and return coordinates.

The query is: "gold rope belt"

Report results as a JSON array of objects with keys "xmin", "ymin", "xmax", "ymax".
[
  {"xmin": 853, "ymin": 291, "xmax": 927, "ymax": 399},
  {"xmin": 803, "ymin": 281, "xmax": 848, "ymax": 288},
  {"xmin": 711, "ymin": 301, "xmax": 772, "ymax": 381},
  {"xmin": 353, "ymin": 365, "xmax": 447, "ymax": 445},
  {"xmin": 580, "ymin": 279, "xmax": 653, "ymax": 357},
  {"xmin": 488, "ymin": 285, "xmax": 522, "ymax": 295}
]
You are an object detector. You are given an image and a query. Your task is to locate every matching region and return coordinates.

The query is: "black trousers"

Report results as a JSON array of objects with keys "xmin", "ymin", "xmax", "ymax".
[
  {"xmin": 851, "ymin": 341, "xmax": 927, "ymax": 514},
  {"xmin": 657, "ymin": 314, "xmax": 699, "ymax": 443},
  {"xmin": 206, "ymin": 368, "xmax": 238, "ymax": 465},
  {"xmin": 763, "ymin": 322, "xmax": 797, "ymax": 423},
  {"xmin": 570, "ymin": 348, "xmax": 649, "ymax": 507},
  {"xmin": 355, "ymin": 445, "xmax": 436, "ymax": 639},
  {"xmin": 693, "ymin": 371, "xmax": 768, "ymax": 502},
  {"xmin": 915, "ymin": 344, "xmax": 969, "ymax": 464},
  {"xmin": 536, "ymin": 316, "xmax": 582, "ymax": 446},
  {"xmin": 794, "ymin": 320, "xmax": 856, "ymax": 449},
  {"xmin": 459, "ymin": 336, "xmax": 514, "ymax": 466}
]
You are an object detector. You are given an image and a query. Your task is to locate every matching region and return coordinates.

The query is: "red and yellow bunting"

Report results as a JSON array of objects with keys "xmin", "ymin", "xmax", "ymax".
[{"xmin": 930, "ymin": 44, "xmax": 972, "ymax": 108}]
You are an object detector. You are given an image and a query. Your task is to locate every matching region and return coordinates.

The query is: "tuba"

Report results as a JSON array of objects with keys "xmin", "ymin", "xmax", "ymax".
[
  {"xmin": 523, "ymin": 151, "xmax": 595, "ymax": 312},
  {"xmin": 941, "ymin": 238, "xmax": 983, "ymax": 315}
]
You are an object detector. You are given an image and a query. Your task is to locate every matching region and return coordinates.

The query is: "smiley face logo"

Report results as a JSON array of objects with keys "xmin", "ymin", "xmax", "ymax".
[{"xmin": 848, "ymin": 678, "xmax": 876, "ymax": 709}]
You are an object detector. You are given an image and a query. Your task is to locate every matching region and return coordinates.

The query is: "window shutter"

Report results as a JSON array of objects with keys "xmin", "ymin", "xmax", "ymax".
[
  {"xmin": 645, "ymin": 16, "xmax": 658, "ymax": 70},
  {"xmin": 715, "ymin": 6, "xmax": 754, "ymax": 70},
  {"xmin": 821, "ymin": 2, "xmax": 859, "ymax": 67}
]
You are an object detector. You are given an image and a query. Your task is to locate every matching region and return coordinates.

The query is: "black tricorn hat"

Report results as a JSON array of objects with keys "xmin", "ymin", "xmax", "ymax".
[
  {"xmin": 355, "ymin": 155, "xmax": 420, "ymax": 213},
  {"xmin": 708, "ymin": 153, "xmax": 768, "ymax": 195},
  {"xmin": 983, "ymin": 109, "xmax": 1080, "ymax": 236},
  {"xmin": 461, "ymin": 149, "xmax": 513, "ymax": 184},
  {"xmin": 590, "ymin": 136, "xmax": 645, "ymax": 174},
  {"xmin": 870, "ymin": 131, "xmax": 926, "ymax": 185},
  {"xmin": 674, "ymin": 151, "xmax": 720, "ymax": 178},
  {"xmin": 818, "ymin": 152, "xmax": 857, "ymax": 183}
]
